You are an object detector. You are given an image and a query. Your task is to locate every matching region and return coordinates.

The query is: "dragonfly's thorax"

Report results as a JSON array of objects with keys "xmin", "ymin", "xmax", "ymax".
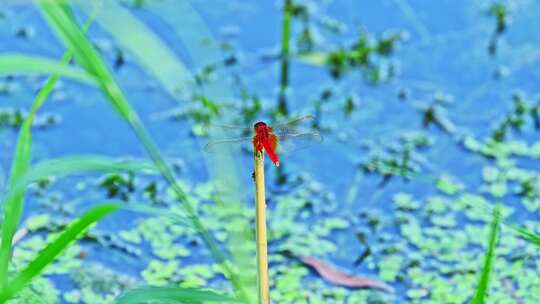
[{"xmin": 254, "ymin": 121, "xmax": 270, "ymax": 138}]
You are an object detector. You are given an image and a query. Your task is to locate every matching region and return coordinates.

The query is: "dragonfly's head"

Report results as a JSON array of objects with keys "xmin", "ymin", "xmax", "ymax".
[{"xmin": 254, "ymin": 121, "xmax": 267, "ymax": 131}]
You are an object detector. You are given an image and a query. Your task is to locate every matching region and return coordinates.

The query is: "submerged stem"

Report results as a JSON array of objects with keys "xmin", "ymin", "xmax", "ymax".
[
  {"xmin": 278, "ymin": 0, "xmax": 292, "ymax": 116},
  {"xmin": 254, "ymin": 151, "xmax": 269, "ymax": 304}
]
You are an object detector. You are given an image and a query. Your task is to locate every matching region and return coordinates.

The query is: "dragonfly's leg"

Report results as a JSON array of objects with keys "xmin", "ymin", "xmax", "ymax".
[{"xmin": 251, "ymin": 171, "xmax": 256, "ymax": 181}]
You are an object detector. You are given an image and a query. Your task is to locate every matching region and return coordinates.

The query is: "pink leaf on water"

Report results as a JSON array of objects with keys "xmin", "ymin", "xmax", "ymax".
[{"xmin": 300, "ymin": 256, "xmax": 394, "ymax": 293}]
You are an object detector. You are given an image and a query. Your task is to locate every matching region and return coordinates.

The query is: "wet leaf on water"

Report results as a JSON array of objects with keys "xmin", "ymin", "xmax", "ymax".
[
  {"xmin": 300, "ymin": 256, "xmax": 394, "ymax": 293},
  {"xmin": 393, "ymin": 193, "xmax": 421, "ymax": 211}
]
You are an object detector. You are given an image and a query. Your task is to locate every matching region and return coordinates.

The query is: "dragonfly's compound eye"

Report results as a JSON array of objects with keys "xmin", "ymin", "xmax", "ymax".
[{"xmin": 254, "ymin": 121, "xmax": 266, "ymax": 129}]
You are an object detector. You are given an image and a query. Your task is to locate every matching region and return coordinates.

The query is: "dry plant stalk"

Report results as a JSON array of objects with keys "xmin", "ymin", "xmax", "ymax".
[{"xmin": 254, "ymin": 150, "xmax": 269, "ymax": 304}]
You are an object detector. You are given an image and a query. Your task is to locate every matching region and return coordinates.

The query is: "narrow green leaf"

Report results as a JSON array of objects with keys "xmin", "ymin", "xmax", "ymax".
[
  {"xmin": 511, "ymin": 225, "xmax": 540, "ymax": 249},
  {"xmin": 0, "ymin": 203, "xmax": 119, "ymax": 301},
  {"xmin": 0, "ymin": 53, "xmax": 95, "ymax": 84},
  {"xmin": 145, "ymin": 1, "xmax": 258, "ymax": 299},
  {"xmin": 37, "ymin": 0, "xmax": 134, "ymax": 120},
  {"xmin": 471, "ymin": 205, "xmax": 500, "ymax": 304},
  {"xmin": 116, "ymin": 286, "xmax": 240, "ymax": 304},
  {"xmin": 75, "ymin": 1, "xmax": 193, "ymax": 98},
  {"xmin": 122, "ymin": 204, "xmax": 188, "ymax": 224},
  {"xmin": 9, "ymin": 155, "xmax": 154, "ymax": 197}
]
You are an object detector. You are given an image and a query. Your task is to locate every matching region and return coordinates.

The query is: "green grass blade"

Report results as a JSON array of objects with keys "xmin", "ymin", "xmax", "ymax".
[
  {"xmin": 510, "ymin": 225, "xmax": 540, "ymax": 249},
  {"xmin": 12, "ymin": 155, "xmax": 154, "ymax": 193},
  {"xmin": 37, "ymin": 0, "xmax": 133, "ymax": 120},
  {"xmin": 116, "ymin": 286, "xmax": 240, "ymax": 304},
  {"xmin": 471, "ymin": 205, "xmax": 500, "ymax": 304},
  {"xmin": 36, "ymin": 2, "xmax": 249, "ymax": 301},
  {"xmin": 74, "ymin": 1, "xmax": 192, "ymax": 98},
  {"xmin": 0, "ymin": 53, "xmax": 95, "ymax": 84},
  {"xmin": 0, "ymin": 203, "xmax": 119, "ymax": 302}
]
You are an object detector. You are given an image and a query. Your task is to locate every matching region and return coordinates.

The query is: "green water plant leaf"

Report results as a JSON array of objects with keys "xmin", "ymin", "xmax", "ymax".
[
  {"xmin": 115, "ymin": 286, "xmax": 240, "ymax": 304},
  {"xmin": 0, "ymin": 203, "xmax": 119, "ymax": 302},
  {"xmin": 297, "ymin": 52, "xmax": 328, "ymax": 66},
  {"xmin": 436, "ymin": 174, "xmax": 464, "ymax": 195}
]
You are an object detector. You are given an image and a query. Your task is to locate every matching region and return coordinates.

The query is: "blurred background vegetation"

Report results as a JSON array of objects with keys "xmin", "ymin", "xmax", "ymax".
[{"xmin": 0, "ymin": 0, "xmax": 540, "ymax": 303}]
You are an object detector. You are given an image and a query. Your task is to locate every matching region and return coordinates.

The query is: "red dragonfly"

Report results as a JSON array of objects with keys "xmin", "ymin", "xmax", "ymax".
[{"xmin": 204, "ymin": 116, "xmax": 322, "ymax": 166}]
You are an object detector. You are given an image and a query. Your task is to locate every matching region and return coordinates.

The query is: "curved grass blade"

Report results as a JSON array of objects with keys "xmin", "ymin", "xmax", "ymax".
[
  {"xmin": 74, "ymin": 1, "xmax": 193, "ymax": 99},
  {"xmin": 4, "ymin": 155, "xmax": 154, "ymax": 200},
  {"xmin": 36, "ymin": 1, "xmax": 250, "ymax": 301},
  {"xmin": 122, "ymin": 203, "xmax": 188, "ymax": 224},
  {"xmin": 471, "ymin": 205, "xmax": 500, "ymax": 304},
  {"xmin": 0, "ymin": 203, "xmax": 119, "ymax": 302},
  {"xmin": 116, "ymin": 286, "xmax": 240, "ymax": 304},
  {"xmin": 0, "ymin": 53, "xmax": 95, "ymax": 85},
  {"xmin": 509, "ymin": 225, "xmax": 540, "ymax": 249}
]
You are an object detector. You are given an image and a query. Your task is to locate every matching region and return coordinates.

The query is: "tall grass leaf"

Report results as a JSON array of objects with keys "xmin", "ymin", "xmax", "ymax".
[
  {"xmin": 146, "ymin": 1, "xmax": 237, "ymax": 100},
  {"xmin": 116, "ymin": 286, "xmax": 240, "ymax": 304},
  {"xmin": 0, "ymin": 53, "xmax": 95, "ymax": 84},
  {"xmin": 37, "ymin": 1, "xmax": 250, "ymax": 301},
  {"xmin": 146, "ymin": 2, "xmax": 258, "ymax": 299},
  {"xmin": 0, "ymin": 203, "xmax": 119, "ymax": 302},
  {"xmin": 75, "ymin": 0, "xmax": 193, "ymax": 98},
  {"xmin": 471, "ymin": 205, "xmax": 500, "ymax": 304}
]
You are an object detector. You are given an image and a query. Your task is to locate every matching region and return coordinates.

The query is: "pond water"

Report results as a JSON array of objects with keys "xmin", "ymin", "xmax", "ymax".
[{"xmin": 1, "ymin": 0, "xmax": 540, "ymax": 303}]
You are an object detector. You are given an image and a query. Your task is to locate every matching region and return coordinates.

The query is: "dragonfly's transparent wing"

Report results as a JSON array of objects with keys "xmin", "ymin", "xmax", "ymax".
[
  {"xmin": 276, "ymin": 131, "xmax": 323, "ymax": 154},
  {"xmin": 203, "ymin": 122, "xmax": 253, "ymax": 139},
  {"xmin": 271, "ymin": 115, "xmax": 316, "ymax": 135},
  {"xmin": 204, "ymin": 115, "xmax": 320, "ymax": 155},
  {"xmin": 203, "ymin": 137, "xmax": 252, "ymax": 153},
  {"xmin": 206, "ymin": 122, "xmax": 252, "ymax": 132}
]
